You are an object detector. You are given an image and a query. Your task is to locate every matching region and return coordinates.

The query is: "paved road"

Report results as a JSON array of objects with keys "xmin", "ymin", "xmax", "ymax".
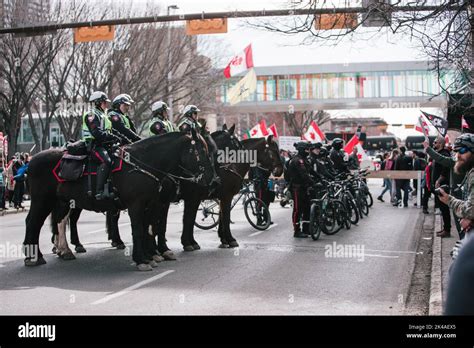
[{"xmin": 0, "ymin": 181, "xmax": 423, "ymax": 315}]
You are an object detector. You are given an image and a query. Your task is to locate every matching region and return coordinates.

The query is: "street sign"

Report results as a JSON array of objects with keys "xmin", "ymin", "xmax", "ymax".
[
  {"xmin": 74, "ymin": 25, "xmax": 115, "ymax": 43},
  {"xmin": 314, "ymin": 13, "xmax": 358, "ymax": 30},
  {"xmin": 186, "ymin": 18, "xmax": 227, "ymax": 35}
]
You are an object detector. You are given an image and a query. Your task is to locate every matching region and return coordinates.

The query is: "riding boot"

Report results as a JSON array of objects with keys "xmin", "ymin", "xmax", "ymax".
[{"xmin": 95, "ymin": 163, "xmax": 110, "ymax": 200}]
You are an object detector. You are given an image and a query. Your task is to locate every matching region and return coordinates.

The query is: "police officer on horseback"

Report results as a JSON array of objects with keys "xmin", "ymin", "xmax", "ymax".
[
  {"xmin": 287, "ymin": 141, "xmax": 314, "ymax": 238},
  {"xmin": 148, "ymin": 101, "xmax": 175, "ymax": 136},
  {"xmin": 82, "ymin": 91, "xmax": 120, "ymax": 200},
  {"xmin": 178, "ymin": 105, "xmax": 201, "ymax": 134},
  {"xmin": 108, "ymin": 94, "xmax": 141, "ymax": 144}
]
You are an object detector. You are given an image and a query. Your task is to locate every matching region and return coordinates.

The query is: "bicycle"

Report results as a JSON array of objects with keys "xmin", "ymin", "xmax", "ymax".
[{"xmin": 194, "ymin": 181, "xmax": 271, "ymax": 231}]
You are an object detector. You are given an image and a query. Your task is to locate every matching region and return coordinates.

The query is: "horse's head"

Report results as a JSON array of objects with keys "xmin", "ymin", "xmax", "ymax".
[
  {"xmin": 179, "ymin": 128, "xmax": 216, "ymax": 188},
  {"xmin": 257, "ymin": 135, "xmax": 284, "ymax": 177},
  {"xmin": 212, "ymin": 124, "xmax": 242, "ymax": 152}
]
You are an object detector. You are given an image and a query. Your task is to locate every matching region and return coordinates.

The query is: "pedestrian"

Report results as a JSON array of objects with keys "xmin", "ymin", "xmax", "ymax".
[
  {"xmin": 348, "ymin": 147, "xmax": 360, "ymax": 170},
  {"xmin": 0, "ymin": 162, "xmax": 6, "ymax": 211},
  {"xmin": 394, "ymin": 146, "xmax": 412, "ymax": 207},
  {"xmin": 430, "ymin": 136, "xmax": 452, "ymax": 237},
  {"xmin": 12, "ymin": 155, "xmax": 26, "ymax": 209},
  {"xmin": 377, "ymin": 152, "xmax": 393, "ymax": 202},
  {"xmin": 5, "ymin": 156, "xmax": 15, "ymax": 207}
]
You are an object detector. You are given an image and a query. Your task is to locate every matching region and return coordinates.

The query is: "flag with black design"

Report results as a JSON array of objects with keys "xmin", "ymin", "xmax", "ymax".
[{"xmin": 421, "ymin": 110, "xmax": 448, "ymax": 136}]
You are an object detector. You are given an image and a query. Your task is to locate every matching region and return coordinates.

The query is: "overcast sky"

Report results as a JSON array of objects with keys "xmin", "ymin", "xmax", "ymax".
[{"xmin": 132, "ymin": 0, "xmax": 443, "ymax": 139}]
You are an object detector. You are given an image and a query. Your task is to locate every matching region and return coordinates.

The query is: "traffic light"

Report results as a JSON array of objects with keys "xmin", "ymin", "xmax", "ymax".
[
  {"xmin": 74, "ymin": 25, "xmax": 115, "ymax": 43},
  {"xmin": 185, "ymin": 18, "xmax": 227, "ymax": 35}
]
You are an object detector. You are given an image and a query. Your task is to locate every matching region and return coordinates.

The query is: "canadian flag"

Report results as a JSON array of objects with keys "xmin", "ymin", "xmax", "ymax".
[
  {"xmin": 462, "ymin": 116, "xmax": 469, "ymax": 129},
  {"xmin": 355, "ymin": 143, "xmax": 370, "ymax": 162},
  {"xmin": 223, "ymin": 44, "xmax": 254, "ymax": 79},
  {"xmin": 249, "ymin": 120, "xmax": 269, "ymax": 138},
  {"xmin": 302, "ymin": 121, "xmax": 325, "ymax": 143},
  {"xmin": 344, "ymin": 134, "xmax": 360, "ymax": 154},
  {"xmin": 268, "ymin": 123, "xmax": 279, "ymax": 138}
]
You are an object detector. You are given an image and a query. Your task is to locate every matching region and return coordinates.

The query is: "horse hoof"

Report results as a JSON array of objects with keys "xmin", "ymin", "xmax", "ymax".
[
  {"xmin": 229, "ymin": 241, "xmax": 239, "ymax": 248},
  {"xmin": 162, "ymin": 250, "xmax": 177, "ymax": 261},
  {"xmin": 218, "ymin": 243, "xmax": 230, "ymax": 249},
  {"xmin": 75, "ymin": 245, "xmax": 87, "ymax": 253},
  {"xmin": 192, "ymin": 244, "xmax": 201, "ymax": 250},
  {"xmin": 152, "ymin": 254, "xmax": 165, "ymax": 263},
  {"xmin": 24, "ymin": 257, "xmax": 46, "ymax": 267},
  {"xmin": 148, "ymin": 260, "xmax": 160, "ymax": 268},
  {"xmin": 137, "ymin": 263, "xmax": 153, "ymax": 271},
  {"xmin": 59, "ymin": 251, "xmax": 76, "ymax": 261},
  {"xmin": 183, "ymin": 245, "xmax": 194, "ymax": 252},
  {"xmin": 52, "ymin": 246, "xmax": 57, "ymax": 254}
]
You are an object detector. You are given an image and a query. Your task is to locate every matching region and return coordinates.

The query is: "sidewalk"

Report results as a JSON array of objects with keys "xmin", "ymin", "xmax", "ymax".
[
  {"xmin": 428, "ymin": 212, "xmax": 458, "ymax": 315},
  {"xmin": 0, "ymin": 200, "xmax": 30, "ymax": 216}
]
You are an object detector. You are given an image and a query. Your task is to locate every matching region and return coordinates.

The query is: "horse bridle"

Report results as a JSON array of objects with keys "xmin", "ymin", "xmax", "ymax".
[{"xmin": 119, "ymin": 136, "xmax": 208, "ymax": 190}]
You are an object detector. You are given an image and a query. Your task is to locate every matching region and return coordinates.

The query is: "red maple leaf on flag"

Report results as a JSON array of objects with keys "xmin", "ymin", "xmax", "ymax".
[{"xmin": 251, "ymin": 129, "xmax": 257, "ymax": 136}]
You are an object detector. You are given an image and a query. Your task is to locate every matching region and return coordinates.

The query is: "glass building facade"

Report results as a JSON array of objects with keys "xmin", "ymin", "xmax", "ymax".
[{"xmin": 219, "ymin": 68, "xmax": 459, "ymax": 104}]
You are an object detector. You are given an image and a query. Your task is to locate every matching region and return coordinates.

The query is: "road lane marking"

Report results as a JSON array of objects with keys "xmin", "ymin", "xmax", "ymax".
[
  {"xmin": 363, "ymin": 254, "xmax": 399, "ymax": 259},
  {"xmin": 86, "ymin": 222, "xmax": 131, "ymax": 235},
  {"xmin": 91, "ymin": 270, "xmax": 175, "ymax": 305},
  {"xmin": 249, "ymin": 224, "xmax": 278, "ymax": 237}
]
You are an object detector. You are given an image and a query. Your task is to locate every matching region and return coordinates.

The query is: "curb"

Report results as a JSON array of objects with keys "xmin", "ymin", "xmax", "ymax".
[{"xmin": 428, "ymin": 214, "xmax": 443, "ymax": 315}]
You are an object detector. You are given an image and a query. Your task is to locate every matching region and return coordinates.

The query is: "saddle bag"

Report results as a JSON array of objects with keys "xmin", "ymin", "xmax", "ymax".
[
  {"xmin": 66, "ymin": 140, "xmax": 88, "ymax": 156},
  {"xmin": 58, "ymin": 154, "xmax": 87, "ymax": 181}
]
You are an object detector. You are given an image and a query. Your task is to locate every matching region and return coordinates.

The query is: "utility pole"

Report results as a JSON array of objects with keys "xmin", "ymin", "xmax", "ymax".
[{"xmin": 167, "ymin": 5, "xmax": 179, "ymax": 123}]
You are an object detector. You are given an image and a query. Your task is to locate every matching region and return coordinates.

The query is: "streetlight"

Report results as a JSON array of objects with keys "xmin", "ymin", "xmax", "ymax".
[{"xmin": 167, "ymin": 5, "xmax": 179, "ymax": 122}]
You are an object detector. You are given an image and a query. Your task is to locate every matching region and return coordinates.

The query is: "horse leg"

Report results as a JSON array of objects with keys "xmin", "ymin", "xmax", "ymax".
[
  {"xmin": 217, "ymin": 198, "xmax": 234, "ymax": 248},
  {"xmin": 24, "ymin": 197, "xmax": 54, "ymax": 266},
  {"xmin": 181, "ymin": 198, "xmax": 200, "ymax": 252},
  {"xmin": 53, "ymin": 205, "xmax": 75, "ymax": 261},
  {"xmin": 69, "ymin": 208, "xmax": 86, "ymax": 253},
  {"xmin": 107, "ymin": 209, "xmax": 125, "ymax": 249},
  {"xmin": 154, "ymin": 201, "xmax": 176, "ymax": 260},
  {"xmin": 128, "ymin": 202, "xmax": 152, "ymax": 271},
  {"xmin": 220, "ymin": 195, "xmax": 239, "ymax": 248}
]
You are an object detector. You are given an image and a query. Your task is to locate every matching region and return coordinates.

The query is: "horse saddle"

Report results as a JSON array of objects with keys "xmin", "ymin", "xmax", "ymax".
[{"xmin": 54, "ymin": 149, "xmax": 123, "ymax": 183}]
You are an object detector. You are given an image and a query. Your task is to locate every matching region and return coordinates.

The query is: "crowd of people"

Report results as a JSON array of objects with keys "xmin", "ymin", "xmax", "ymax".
[
  {"xmin": 0, "ymin": 153, "xmax": 30, "ymax": 211},
  {"xmin": 372, "ymin": 134, "xmax": 474, "ymax": 314}
]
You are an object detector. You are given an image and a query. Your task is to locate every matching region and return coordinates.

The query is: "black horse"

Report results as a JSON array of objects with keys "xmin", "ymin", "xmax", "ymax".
[
  {"xmin": 153, "ymin": 125, "xmax": 284, "ymax": 255},
  {"xmin": 23, "ymin": 131, "xmax": 215, "ymax": 270}
]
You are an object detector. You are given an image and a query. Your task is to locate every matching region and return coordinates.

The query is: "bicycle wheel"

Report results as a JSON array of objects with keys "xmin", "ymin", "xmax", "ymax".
[
  {"xmin": 366, "ymin": 191, "xmax": 373, "ymax": 208},
  {"xmin": 322, "ymin": 200, "xmax": 346, "ymax": 235},
  {"xmin": 194, "ymin": 199, "xmax": 220, "ymax": 230},
  {"xmin": 244, "ymin": 197, "xmax": 271, "ymax": 230},
  {"xmin": 344, "ymin": 195, "xmax": 359, "ymax": 225},
  {"xmin": 359, "ymin": 194, "xmax": 370, "ymax": 216},
  {"xmin": 309, "ymin": 203, "xmax": 322, "ymax": 240}
]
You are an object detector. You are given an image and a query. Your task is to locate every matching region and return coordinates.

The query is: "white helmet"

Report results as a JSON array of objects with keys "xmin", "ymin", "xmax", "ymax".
[
  {"xmin": 151, "ymin": 101, "xmax": 168, "ymax": 113},
  {"xmin": 112, "ymin": 94, "xmax": 131, "ymax": 107},
  {"xmin": 183, "ymin": 104, "xmax": 200, "ymax": 116},
  {"xmin": 122, "ymin": 94, "xmax": 134, "ymax": 103},
  {"xmin": 89, "ymin": 91, "xmax": 110, "ymax": 104}
]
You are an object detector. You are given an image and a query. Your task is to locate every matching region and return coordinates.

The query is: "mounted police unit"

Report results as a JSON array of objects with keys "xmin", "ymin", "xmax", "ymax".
[
  {"xmin": 82, "ymin": 91, "xmax": 120, "ymax": 200},
  {"xmin": 178, "ymin": 105, "xmax": 201, "ymax": 134},
  {"xmin": 108, "ymin": 94, "xmax": 141, "ymax": 144},
  {"xmin": 148, "ymin": 101, "xmax": 175, "ymax": 136}
]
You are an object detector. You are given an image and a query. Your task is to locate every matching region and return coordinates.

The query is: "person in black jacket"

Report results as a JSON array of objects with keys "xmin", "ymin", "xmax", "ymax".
[
  {"xmin": 394, "ymin": 146, "xmax": 412, "ymax": 207},
  {"xmin": 249, "ymin": 166, "xmax": 272, "ymax": 224},
  {"xmin": 329, "ymin": 138, "xmax": 350, "ymax": 174},
  {"xmin": 287, "ymin": 142, "xmax": 313, "ymax": 238},
  {"xmin": 431, "ymin": 136, "xmax": 452, "ymax": 237}
]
